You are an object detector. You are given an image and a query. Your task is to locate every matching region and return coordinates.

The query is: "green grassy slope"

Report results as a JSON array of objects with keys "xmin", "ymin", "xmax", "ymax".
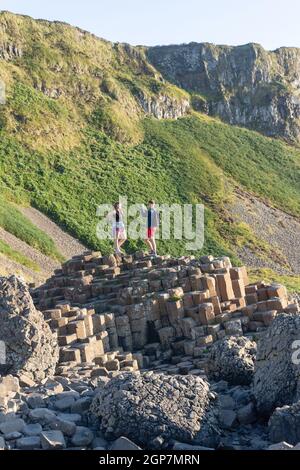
[
  {"xmin": 0, "ymin": 197, "xmax": 63, "ymax": 261},
  {"xmin": 0, "ymin": 239, "xmax": 39, "ymax": 270},
  {"xmin": 1, "ymin": 111, "xmax": 299, "ymax": 263}
]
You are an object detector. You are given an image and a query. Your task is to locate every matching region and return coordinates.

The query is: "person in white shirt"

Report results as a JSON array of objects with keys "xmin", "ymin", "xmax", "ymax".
[{"xmin": 140, "ymin": 200, "xmax": 159, "ymax": 256}]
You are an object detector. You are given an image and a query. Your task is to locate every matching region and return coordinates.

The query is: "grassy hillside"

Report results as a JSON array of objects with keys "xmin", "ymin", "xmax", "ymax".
[
  {"xmin": 0, "ymin": 239, "xmax": 39, "ymax": 270},
  {"xmin": 0, "ymin": 11, "xmax": 299, "ymax": 290},
  {"xmin": 1, "ymin": 111, "xmax": 299, "ymax": 261},
  {"xmin": 0, "ymin": 196, "xmax": 63, "ymax": 261}
]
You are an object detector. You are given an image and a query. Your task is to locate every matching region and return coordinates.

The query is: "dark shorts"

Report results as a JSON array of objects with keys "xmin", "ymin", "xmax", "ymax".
[{"xmin": 147, "ymin": 227, "xmax": 156, "ymax": 239}]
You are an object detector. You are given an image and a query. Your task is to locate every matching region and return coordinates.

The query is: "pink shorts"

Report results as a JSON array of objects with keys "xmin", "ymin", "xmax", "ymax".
[
  {"xmin": 112, "ymin": 224, "xmax": 126, "ymax": 239},
  {"xmin": 147, "ymin": 227, "xmax": 156, "ymax": 239}
]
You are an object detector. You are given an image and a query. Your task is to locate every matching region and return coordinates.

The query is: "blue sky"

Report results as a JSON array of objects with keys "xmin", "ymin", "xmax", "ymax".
[{"xmin": 1, "ymin": 0, "xmax": 299, "ymax": 49}]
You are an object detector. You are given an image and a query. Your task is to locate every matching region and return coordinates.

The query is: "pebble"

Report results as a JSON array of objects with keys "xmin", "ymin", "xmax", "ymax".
[
  {"xmin": 110, "ymin": 436, "xmax": 141, "ymax": 451},
  {"xmin": 0, "ymin": 418, "xmax": 26, "ymax": 434},
  {"xmin": 92, "ymin": 436, "xmax": 108, "ymax": 449},
  {"xmin": 5, "ymin": 431, "xmax": 23, "ymax": 440},
  {"xmin": 71, "ymin": 426, "xmax": 94, "ymax": 446},
  {"xmin": 57, "ymin": 413, "xmax": 82, "ymax": 424},
  {"xmin": 29, "ymin": 408, "xmax": 57, "ymax": 423},
  {"xmin": 54, "ymin": 396, "xmax": 76, "ymax": 411},
  {"xmin": 49, "ymin": 417, "xmax": 76, "ymax": 437},
  {"xmin": 237, "ymin": 402, "xmax": 257, "ymax": 424},
  {"xmin": 27, "ymin": 394, "xmax": 46, "ymax": 409},
  {"xmin": 16, "ymin": 436, "xmax": 41, "ymax": 450},
  {"xmin": 23, "ymin": 423, "xmax": 43, "ymax": 436},
  {"xmin": 267, "ymin": 441, "xmax": 294, "ymax": 450},
  {"xmin": 70, "ymin": 397, "xmax": 92, "ymax": 414},
  {"xmin": 41, "ymin": 430, "xmax": 66, "ymax": 450},
  {"xmin": 219, "ymin": 409, "xmax": 238, "ymax": 429}
]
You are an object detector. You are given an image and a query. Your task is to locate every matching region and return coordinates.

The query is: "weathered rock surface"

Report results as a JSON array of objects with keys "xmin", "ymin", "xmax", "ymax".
[
  {"xmin": 91, "ymin": 371, "xmax": 221, "ymax": 448},
  {"xmin": 268, "ymin": 401, "xmax": 300, "ymax": 445},
  {"xmin": 206, "ymin": 336, "xmax": 256, "ymax": 385},
  {"xmin": 35, "ymin": 250, "xmax": 291, "ymax": 377},
  {"xmin": 0, "ymin": 252, "xmax": 297, "ymax": 451},
  {"xmin": 0, "ymin": 276, "xmax": 59, "ymax": 382},
  {"xmin": 253, "ymin": 314, "xmax": 300, "ymax": 414},
  {"xmin": 110, "ymin": 436, "xmax": 141, "ymax": 451},
  {"xmin": 147, "ymin": 42, "xmax": 300, "ymax": 143},
  {"xmin": 267, "ymin": 441, "xmax": 294, "ymax": 450},
  {"xmin": 136, "ymin": 90, "xmax": 190, "ymax": 119}
]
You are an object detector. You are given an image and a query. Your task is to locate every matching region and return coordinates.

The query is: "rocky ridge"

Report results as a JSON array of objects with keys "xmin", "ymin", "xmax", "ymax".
[
  {"xmin": 147, "ymin": 42, "xmax": 300, "ymax": 142},
  {"xmin": 33, "ymin": 251, "xmax": 296, "ymax": 379},
  {"xmin": 0, "ymin": 276, "xmax": 58, "ymax": 383}
]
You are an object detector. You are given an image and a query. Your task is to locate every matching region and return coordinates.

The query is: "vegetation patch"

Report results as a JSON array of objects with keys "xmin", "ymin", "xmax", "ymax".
[
  {"xmin": 0, "ymin": 239, "xmax": 40, "ymax": 271},
  {"xmin": 0, "ymin": 197, "xmax": 63, "ymax": 262}
]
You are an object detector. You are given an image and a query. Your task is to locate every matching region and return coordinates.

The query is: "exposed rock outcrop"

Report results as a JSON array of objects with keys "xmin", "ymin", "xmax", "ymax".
[
  {"xmin": 136, "ymin": 90, "xmax": 190, "ymax": 119},
  {"xmin": 147, "ymin": 42, "xmax": 300, "ymax": 142},
  {"xmin": 33, "ymin": 251, "xmax": 295, "ymax": 379},
  {"xmin": 206, "ymin": 336, "xmax": 256, "ymax": 385},
  {"xmin": 269, "ymin": 401, "xmax": 300, "ymax": 445},
  {"xmin": 0, "ymin": 43, "xmax": 23, "ymax": 60},
  {"xmin": 0, "ymin": 275, "xmax": 59, "ymax": 382},
  {"xmin": 253, "ymin": 314, "xmax": 300, "ymax": 414},
  {"xmin": 91, "ymin": 371, "xmax": 221, "ymax": 448},
  {"xmin": 0, "ymin": 252, "xmax": 298, "ymax": 451}
]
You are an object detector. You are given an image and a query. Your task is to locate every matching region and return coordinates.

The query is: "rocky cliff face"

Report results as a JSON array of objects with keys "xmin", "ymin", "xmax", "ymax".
[
  {"xmin": 0, "ymin": 10, "xmax": 190, "ymax": 137},
  {"xmin": 136, "ymin": 89, "xmax": 190, "ymax": 119},
  {"xmin": 0, "ymin": 275, "xmax": 59, "ymax": 382},
  {"xmin": 2, "ymin": 11, "xmax": 300, "ymax": 141},
  {"xmin": 147, "ymin": 42, "xmax": 300, "ymax": 142}
]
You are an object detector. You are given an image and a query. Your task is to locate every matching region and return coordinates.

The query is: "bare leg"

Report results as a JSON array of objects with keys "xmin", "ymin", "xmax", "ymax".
[
  {"xmin": 144, "ymin": 238, "xmax": 153, "ymax": 252},
  {"xmin": 150, "ymin": 237, "xmax": 157, "ymax": 254},
  {"xmin": 118, "ymin": 237, "xmax": 126, "ymax": 253},
  {"xmin": 114, "ymin": 237, "xmax": 120, "ymax": 253}
]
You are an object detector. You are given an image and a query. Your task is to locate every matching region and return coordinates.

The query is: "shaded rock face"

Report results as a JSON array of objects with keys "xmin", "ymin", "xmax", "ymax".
[
  {"xmin": 268, "ymin": 401, "xmax": 300, "ymax": 445},
  {"xmin": 91, "ymin": 371, "xmax": 221, "ymax": 448},
  {"xmin": 253, "ymin": 314, "xmax": 300, "ymax": 415},
  {"xmin": 0, "ymin": 276, "xmax": 59, "ymax": 382},
  {"xmin": 147, "ymin": 42, "xmax": 300, "ymax": 142},
  {"xmin": 136, "ymin": 90, "xmax": 190, "ymax": 119},
  {"xmin": 205, "ymin": 336, "xmax": 256, "ymax": 386},
  {"xmin": 0, "ymin": 43, "xmax": 23, "ymax": 60}
]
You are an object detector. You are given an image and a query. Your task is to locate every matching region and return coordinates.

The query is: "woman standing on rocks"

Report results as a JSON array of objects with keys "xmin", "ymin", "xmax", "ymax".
[{"xmin": 108, "ymin": 202, "xmax": 127, "ymax": 255}]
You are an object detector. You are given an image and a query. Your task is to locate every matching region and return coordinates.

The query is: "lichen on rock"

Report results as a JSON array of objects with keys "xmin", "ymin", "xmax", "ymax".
[{"xmin": 0, "ymin": 275, "xmax": 59, "ymax": 382}]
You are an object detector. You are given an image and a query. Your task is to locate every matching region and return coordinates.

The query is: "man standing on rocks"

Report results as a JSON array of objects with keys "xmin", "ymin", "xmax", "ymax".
[{"xmin": 141, "ymin": 200, "xmax": 159, "ymax": 257}]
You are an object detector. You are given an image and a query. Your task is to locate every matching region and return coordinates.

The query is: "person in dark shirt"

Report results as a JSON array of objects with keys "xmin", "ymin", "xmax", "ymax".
[
  {"xmin": 141, "ymin": 200, "xmax": 159, "ymax": 256},
  {"xmin": 108, "ymin": 202, "xmax": 127, "ymax": 255}
]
